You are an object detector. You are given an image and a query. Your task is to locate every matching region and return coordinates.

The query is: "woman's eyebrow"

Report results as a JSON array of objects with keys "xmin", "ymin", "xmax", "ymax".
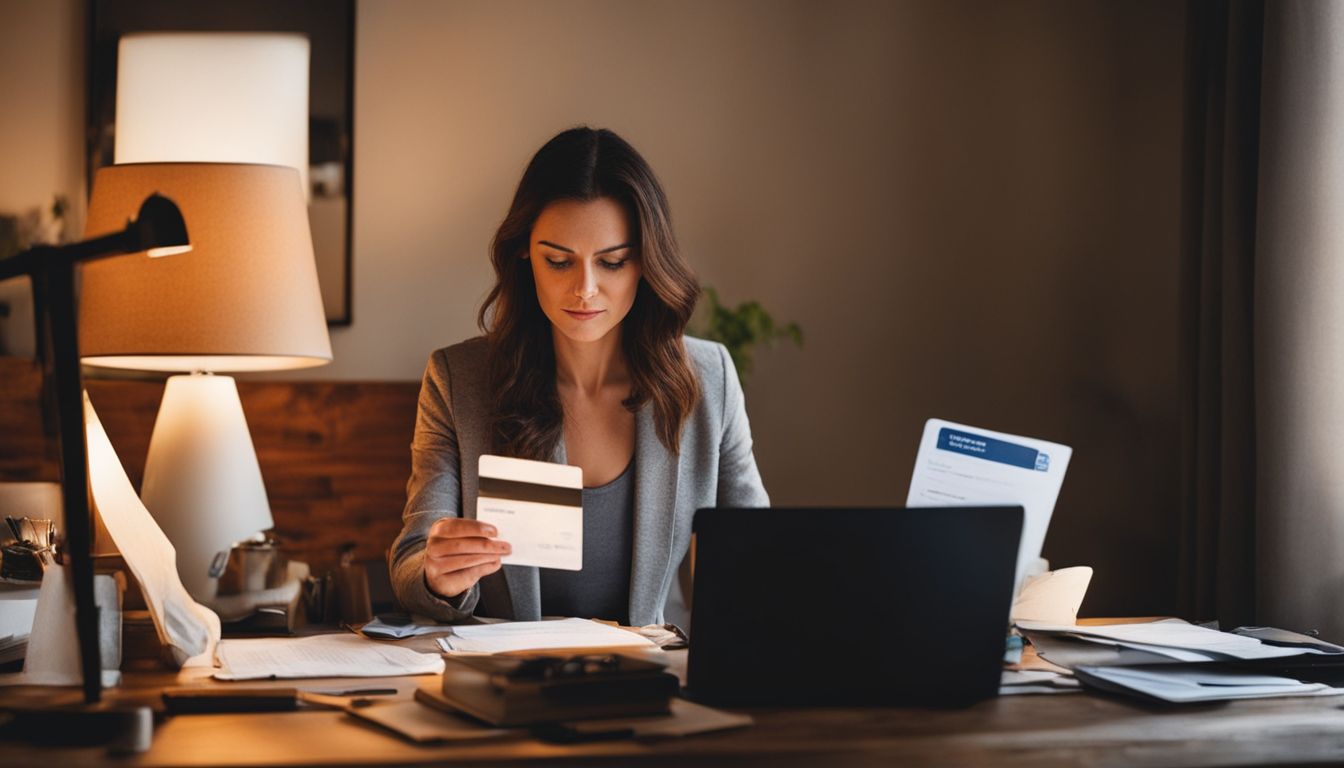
[
  {"xmin": 536, "ymin": 240, "xmax": 632, "ymax": 255},
  {"xmin": 536, "ymin": 240, "xmax": 575, "ymax": 254}
]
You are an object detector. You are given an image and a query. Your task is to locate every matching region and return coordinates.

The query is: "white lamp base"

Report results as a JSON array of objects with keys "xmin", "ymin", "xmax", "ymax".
[{"xmin": 140, "ymin": 373, "xmax": 274, "ymax": 602}]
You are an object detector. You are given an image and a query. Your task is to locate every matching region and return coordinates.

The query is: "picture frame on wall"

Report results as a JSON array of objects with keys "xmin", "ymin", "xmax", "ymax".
[{"xmin": 86, "ymin": 0, "xmax": 355, "ymax": 326}]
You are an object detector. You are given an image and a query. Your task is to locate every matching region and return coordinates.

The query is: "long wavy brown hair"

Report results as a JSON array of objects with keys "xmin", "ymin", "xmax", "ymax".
[{"xmin": 478, "ymin": 127, "xmax": 701, "ymax": 459}]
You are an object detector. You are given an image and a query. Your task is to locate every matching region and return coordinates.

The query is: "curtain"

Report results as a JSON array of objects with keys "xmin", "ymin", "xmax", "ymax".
[
  {"xmin": 1255, "ymin": 1, "xmax": 1344, "ymax": 640},
  {"xmin": 1177, "ymin": 0, "xmax": 1263, "ymax": 628}
]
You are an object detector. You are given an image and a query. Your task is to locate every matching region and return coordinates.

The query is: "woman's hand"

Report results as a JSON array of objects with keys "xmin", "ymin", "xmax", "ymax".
[{"xmin": 424, "ymin": 518, "xmax": 511, "ymax": 599}]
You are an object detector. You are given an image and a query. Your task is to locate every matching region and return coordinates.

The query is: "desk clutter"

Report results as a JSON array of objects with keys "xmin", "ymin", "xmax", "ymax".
[
  {"xmin": 204, "ymin": 622, "xmax": 748, "ymax": 745},
  {"xmin": 9, "ymin": 405, "xmax": 1344, "ymax": 763},
  {"xmin": 1012, "ymin": 619, "xmax": 1344, "ymax": 703},
  {"xmin": 1000, "ymin": 564, "xmax": 1344, "ymax": 702}
]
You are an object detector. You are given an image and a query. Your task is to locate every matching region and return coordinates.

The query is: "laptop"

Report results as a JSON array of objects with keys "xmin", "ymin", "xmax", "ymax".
[{"xmin": 685, "ymin": 506, "xmax": 1022, "ymax": 707}]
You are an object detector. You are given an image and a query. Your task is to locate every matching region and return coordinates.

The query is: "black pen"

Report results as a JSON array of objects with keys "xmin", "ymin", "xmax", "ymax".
[{"xmin": 304, "ymin": 687, "xmax": 398, "ymax": 697}]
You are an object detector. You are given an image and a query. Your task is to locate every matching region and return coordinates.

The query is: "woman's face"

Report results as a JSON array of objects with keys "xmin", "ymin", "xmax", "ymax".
[{"xmin": 528, "ymin": 197, "xmax": 642, "ymax": 345}]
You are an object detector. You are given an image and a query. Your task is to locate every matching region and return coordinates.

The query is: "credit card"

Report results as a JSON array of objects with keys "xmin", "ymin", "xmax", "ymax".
[{"xmin": 477, "ymin": 455, "xmax": 583, "ymax": 571}]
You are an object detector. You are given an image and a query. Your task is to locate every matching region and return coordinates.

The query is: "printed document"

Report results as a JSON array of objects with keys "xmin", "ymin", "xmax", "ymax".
[
  {"xmin": 907, "ymin": 418, "xmax": 1072, "ymax": 595},
  {"xmin": 437, "ymin": 618, "xmax": 656, "ymax": 654},
  {"xmin": 215, "ymin": 634, "xmax": 445, "ymax": 680},
  {"xmin": 477, "ymin": 455, "xmax": 583, "ymax": 571}
]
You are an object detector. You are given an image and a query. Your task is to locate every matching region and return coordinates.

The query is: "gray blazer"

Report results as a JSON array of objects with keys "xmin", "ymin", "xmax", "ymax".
[{"xmin": 389, "ymin": 336, "xmax": 769, "ymax": 626}]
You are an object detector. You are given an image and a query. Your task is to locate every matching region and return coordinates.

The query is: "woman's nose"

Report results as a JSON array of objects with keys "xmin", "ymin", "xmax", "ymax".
[{"xmin": 574, "ymin": 264, "xmax": 598, "ymax": 299}]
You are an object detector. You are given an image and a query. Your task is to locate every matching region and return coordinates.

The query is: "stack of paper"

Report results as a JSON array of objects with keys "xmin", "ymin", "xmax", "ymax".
[
  {"xmin": 1017, "ymin": 619, "xmax": 1332, "ymax": 662},
  {"xmin": 1074, "ymin": 666, "xmax": 1341, "ymax": 704},
  {"xmin": 999, "ymin": 669, "xmax": 1081, "ymax": 696},
  {"xmin": 436, "ymin": 618, "xmax": 657, "ymax": 654},
  {"xmin": 0, "ymin": 635, "xmax": 26, "ymax": 665},
  {"xmin": 1018, "ymin": 619, "xmax": 1344, "ymax": 703}
]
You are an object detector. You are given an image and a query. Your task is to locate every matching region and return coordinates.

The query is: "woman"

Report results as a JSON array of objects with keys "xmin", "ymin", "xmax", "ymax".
[{"xmin": 389, "ymin": 127, "xmax": 768, "ymax": 627}]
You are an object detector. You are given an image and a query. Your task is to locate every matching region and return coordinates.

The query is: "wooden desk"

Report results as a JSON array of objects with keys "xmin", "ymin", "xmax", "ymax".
[{"xmin": 7, "ymin": 651, "xmax": 1344, "ymax": 767}]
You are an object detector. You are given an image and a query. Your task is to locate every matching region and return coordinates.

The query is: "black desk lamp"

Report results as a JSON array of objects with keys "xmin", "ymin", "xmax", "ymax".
[{"xmin": 0, "ymin": 193, "xmax": 189, "ymax": 704}]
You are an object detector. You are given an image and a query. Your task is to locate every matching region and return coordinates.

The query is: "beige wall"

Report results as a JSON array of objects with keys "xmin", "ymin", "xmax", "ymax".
[
  {"xmin": 347, "ymin": 0, "xmax": 1186, "ymax": 613},
  {"xmin": 0, "ymin": 0, "xmax": 1186, "ymax": 614}
]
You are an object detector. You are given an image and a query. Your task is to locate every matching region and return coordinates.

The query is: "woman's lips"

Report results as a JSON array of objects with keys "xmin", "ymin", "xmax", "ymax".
[{"xmin": 563, "ymin": 309, "xmax": 605, "ymax": 320}]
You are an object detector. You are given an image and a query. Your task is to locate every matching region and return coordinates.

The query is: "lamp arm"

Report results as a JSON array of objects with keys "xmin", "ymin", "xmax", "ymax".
[
  {"xmin": 0, "ymin": 192, "xmax": 189, "ymax": 282},
  {"xmin": 0, "ymin": 228, "xmax": 142, "ymax": 282}
]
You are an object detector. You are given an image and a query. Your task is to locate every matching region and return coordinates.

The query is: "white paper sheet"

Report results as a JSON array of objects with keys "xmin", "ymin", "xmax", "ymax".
[
  {"xmin": 1062, "ymin": 634, "xmax": 1220, "ymax": 663},
  {"xmin": 1011, "ymin": 566, "xmax": 1093, "ymax": 624},
  {"xmin": 437, "ymin": 618, "xmax": 657, "ymax": 654},
  {"xmin": 477, "ymin": 455, "xmax": 583, "ymax": 571},
  {"xmin": 85, "ymin": 394, "xmax": 220, "ymax": 667},
  {"xmin": 0, "ymin": 585, "xmax": 39, "ymax": 640},
  {"xmin": 1000, "ymin": 669, "xmax": 1064, "ymax": 686},
  {"xmin": 214, "ymin": 633, "xmax": 445, "ymax": 680},
  {"xmin": 998, "ymin": 683, "xmax": 1082, "ymax": 695},
  {"xmin": 906, "ymin": 418, "xmax": 1072, "ymax": 596},
  {"xmin": 1017, "ymin": 619, "xmax": 1318, "ymax": 661}
]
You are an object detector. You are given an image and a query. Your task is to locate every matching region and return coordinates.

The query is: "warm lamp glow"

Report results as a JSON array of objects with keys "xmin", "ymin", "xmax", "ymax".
[
  {"xmin": 81, "ymin": 355, "xmax": 326, "ymax": 373},
  {"xmin": 139, "ymin": 374, "xmax": 272, "ymax": 601},
  {"xmin": 78, "ymin": 162, "xmax": 331, "ymax": 372},
  {"xmin": 115, "ymin": 32, "xmax": 310, "ymax": 197},
  {"xmin": 147, "ymin": 244, "xmax": 192, "ymax": 258}
]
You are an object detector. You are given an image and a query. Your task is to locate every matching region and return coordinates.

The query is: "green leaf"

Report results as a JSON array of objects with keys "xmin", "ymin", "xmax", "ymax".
[{"xmin": 689, "ymin": 285, "xmax": 804, "ymax": 381}]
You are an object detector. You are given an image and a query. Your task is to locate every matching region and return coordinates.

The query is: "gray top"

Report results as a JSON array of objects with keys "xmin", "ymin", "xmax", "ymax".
[
  {"xmin": 389, "ymin": 336, "xmax": 770, "ymax": 627},
  {"xmin": 539, "ymin": 459, "xmax": 636, "ymax": 624}
]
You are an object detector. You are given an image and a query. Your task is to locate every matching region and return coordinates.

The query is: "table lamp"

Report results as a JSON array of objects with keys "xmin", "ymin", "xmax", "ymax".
[{"xmin": 79, "ymin": 162, "xmax": 331, "ymax": 602}]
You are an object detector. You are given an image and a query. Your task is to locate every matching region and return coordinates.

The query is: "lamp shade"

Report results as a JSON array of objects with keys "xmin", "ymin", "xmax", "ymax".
[
  {"xmin": 79, "ymin": 162, "xmax": 331, "ymax": 372},
  {"xmin": 115, "ymin": 32, "xmax": 310, "ymax": 197}
]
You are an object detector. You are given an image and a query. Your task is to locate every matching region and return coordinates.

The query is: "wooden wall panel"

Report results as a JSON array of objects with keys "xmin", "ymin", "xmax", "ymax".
[
  {"xmin": 0, "ymin": 357, "xmax": 420, "ymax": 574},
  {"xmin": 0, "ymin": 358, "xmax": 60, "ymax": 482}
]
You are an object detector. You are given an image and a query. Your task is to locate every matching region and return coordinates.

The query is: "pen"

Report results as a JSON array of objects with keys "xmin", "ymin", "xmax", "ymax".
[{"xmin": 303, "ymin": 687, "xmax": 398, "ymax": 697}]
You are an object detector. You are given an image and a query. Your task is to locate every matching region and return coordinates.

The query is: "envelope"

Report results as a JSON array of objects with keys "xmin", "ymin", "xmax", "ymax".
[{"xmin": 477, "ymin": 455, "xmax": 582, "ymax": 571}]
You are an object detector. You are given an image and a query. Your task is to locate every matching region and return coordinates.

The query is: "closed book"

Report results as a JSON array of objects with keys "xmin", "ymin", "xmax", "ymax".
[{"xmin": 423, "ymin": 654, "xmax": 677, "ymax": 727}]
